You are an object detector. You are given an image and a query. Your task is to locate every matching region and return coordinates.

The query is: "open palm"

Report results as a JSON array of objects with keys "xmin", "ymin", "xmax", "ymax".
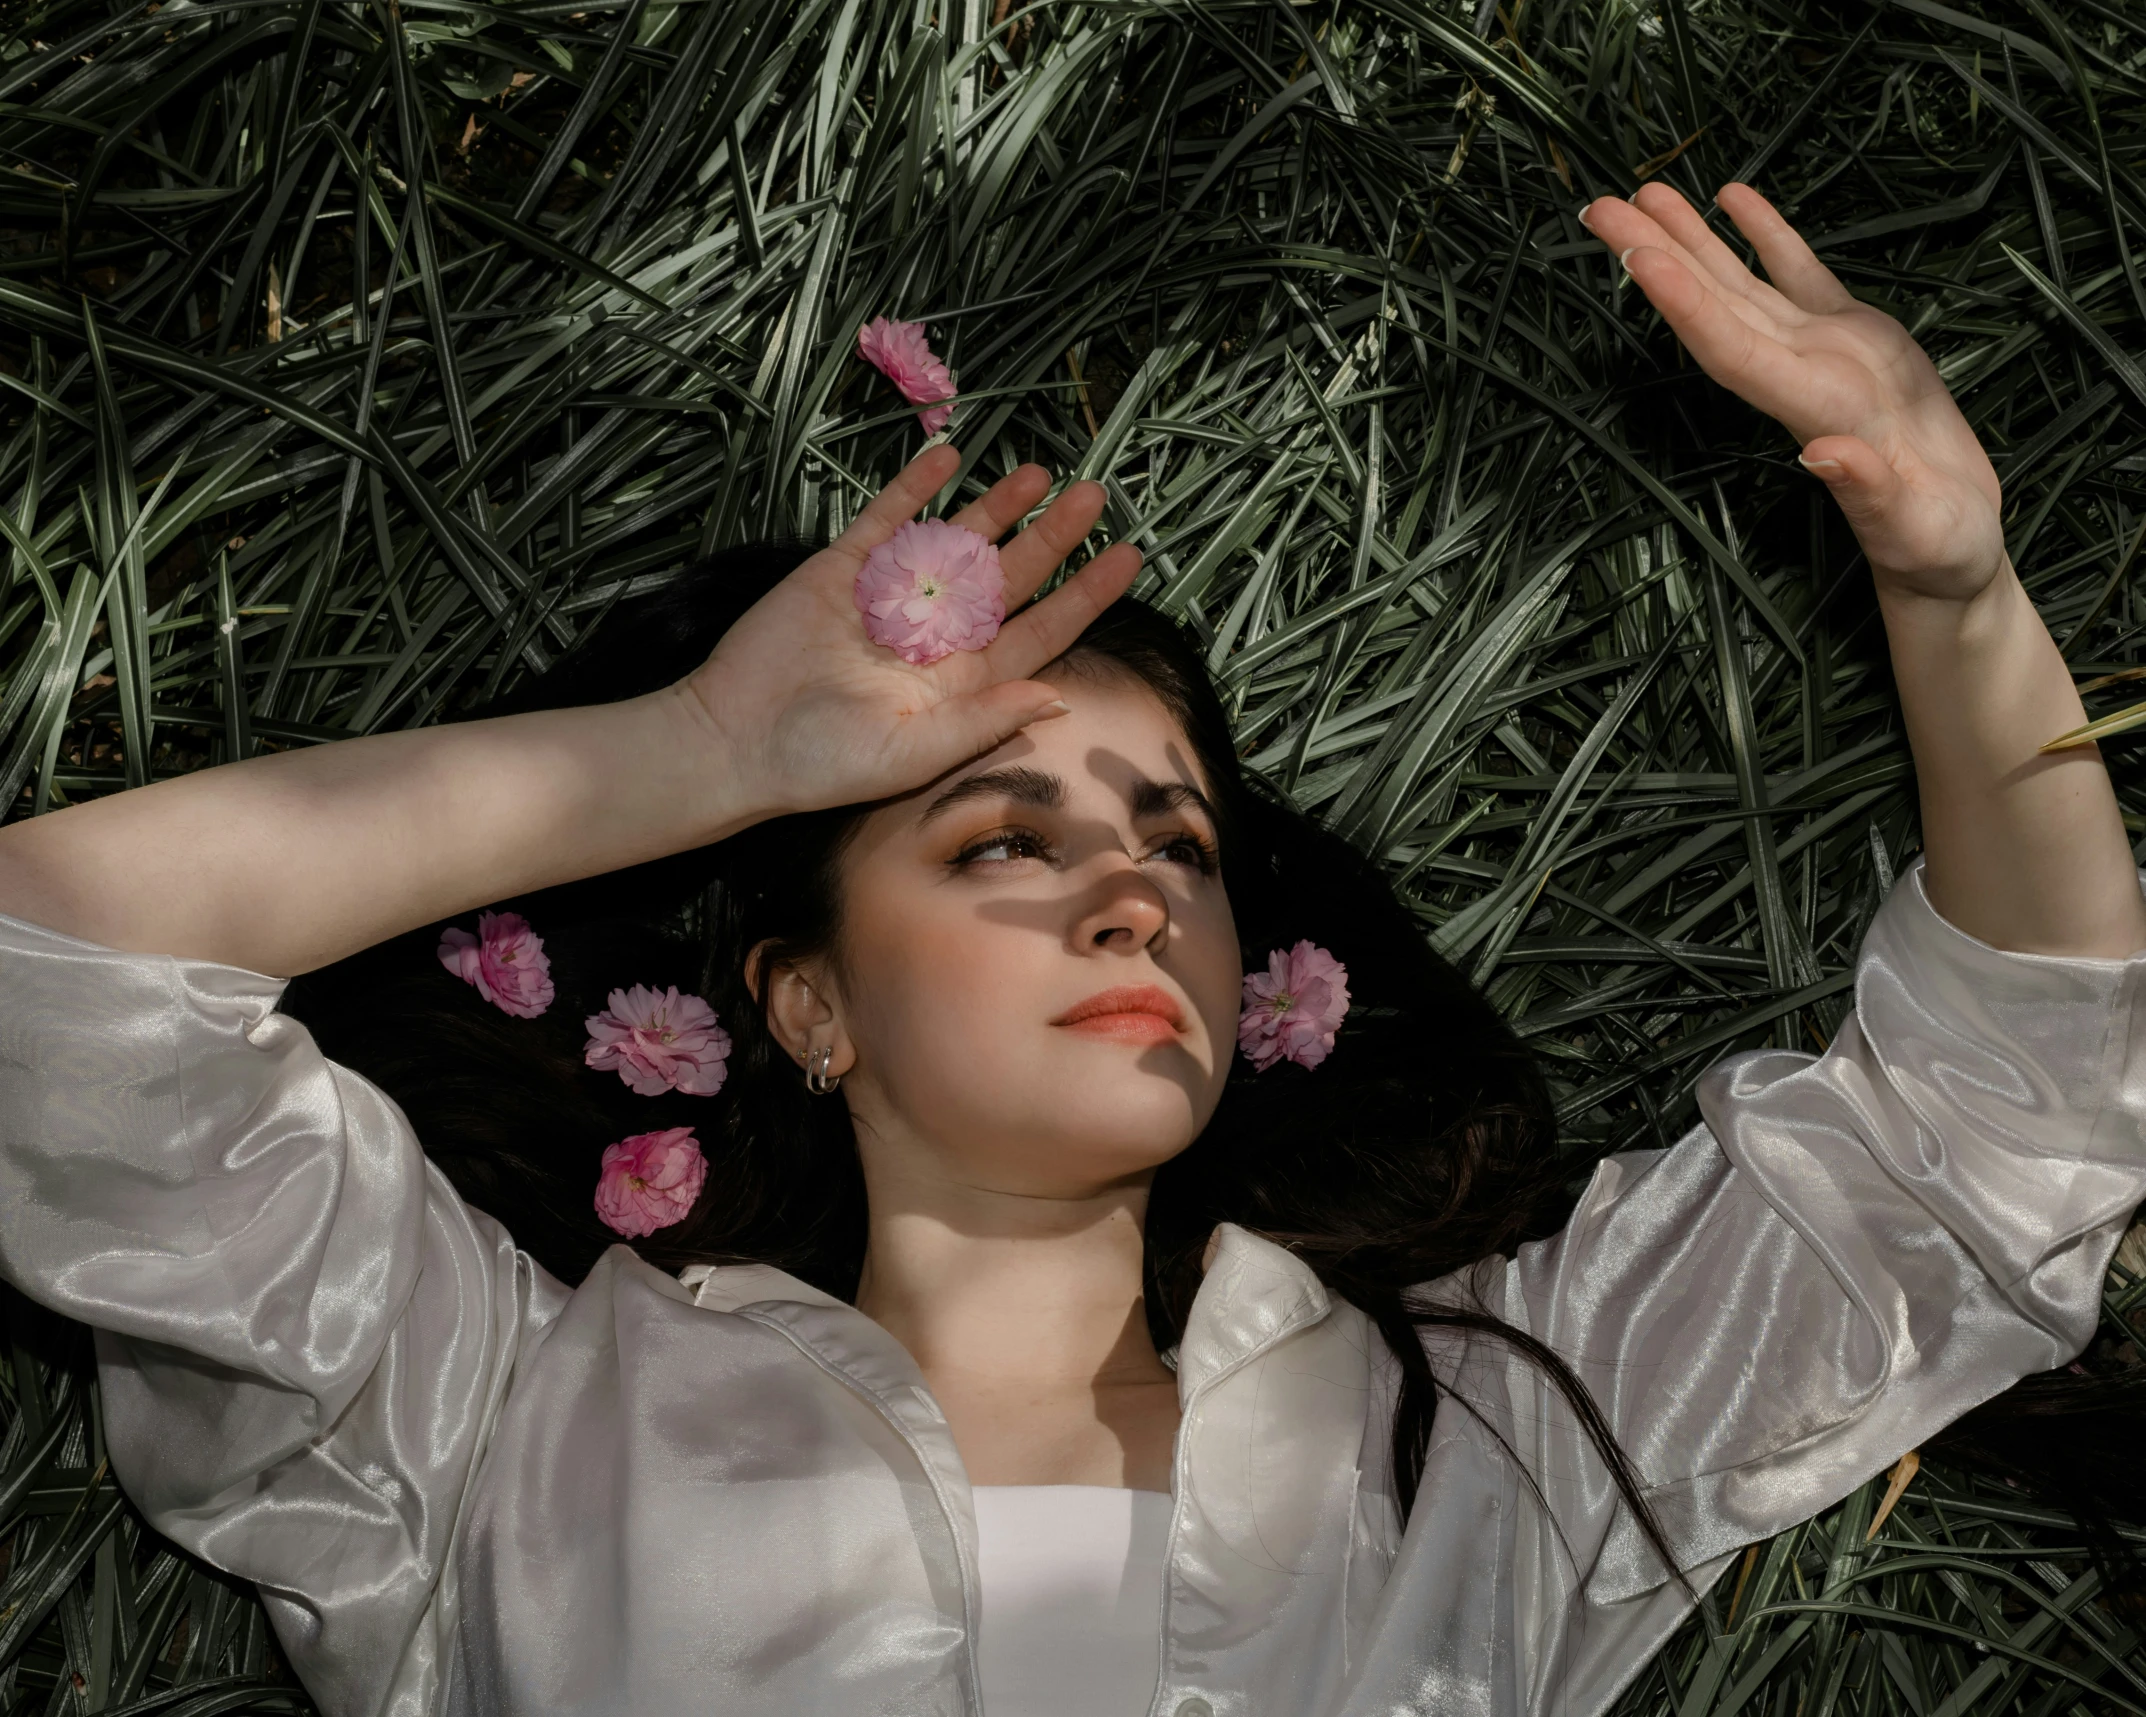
[
  {"xmin": 686, "ymin": 447, "xmax": 1141, "ymax": 817},
  {"xmin": 1582, "ymin": 182, "xmax": 2005, "ymax": 602}
]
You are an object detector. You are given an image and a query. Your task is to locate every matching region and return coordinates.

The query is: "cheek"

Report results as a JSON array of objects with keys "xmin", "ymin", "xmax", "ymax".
[{"xmin": 837, "ymin": 886, "xmax": 1039, "ymax": 1072}]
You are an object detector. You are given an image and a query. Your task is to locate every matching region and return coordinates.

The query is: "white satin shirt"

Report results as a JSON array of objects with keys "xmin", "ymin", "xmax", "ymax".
[
  {"xmin": 970, "ymin": 1485, "xmax": 1172, "ymax": 1715},
  {"xmin": 0, "ymin": 863, "xmax": 2140, "ymax": 1717}
]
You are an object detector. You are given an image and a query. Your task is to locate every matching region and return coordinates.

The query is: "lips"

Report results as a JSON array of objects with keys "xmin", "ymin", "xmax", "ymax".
[{"xmin": 1051, "ymin": 984, "xmax": 1187, "ymax": 1045}]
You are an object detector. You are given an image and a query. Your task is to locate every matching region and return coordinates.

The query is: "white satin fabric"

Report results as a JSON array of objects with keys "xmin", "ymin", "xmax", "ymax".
[
  {"xmin": 970, "ymin": 1486, "xmax": 1172, "ymax": 1715},
  {"xmin": 0, "ymin": 862, "xmax": 2140, "ymax": 1717}
]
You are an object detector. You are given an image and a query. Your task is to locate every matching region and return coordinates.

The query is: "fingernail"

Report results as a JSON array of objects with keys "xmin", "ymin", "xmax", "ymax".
[
  {"xmin": 1576, "ymin": 203, "xmax": 1594, "ymax": 230},
  {"xmin": 1617, "ymin": 247, "xmax": 1636, "ymax": 273},
  {"xmin": 1033, "ymin": 699, "xmax": 1071, "ymax": 721},
  {"xmin": 1798, "ymin": 455, "xmax": 1845, "ymax": 479}
]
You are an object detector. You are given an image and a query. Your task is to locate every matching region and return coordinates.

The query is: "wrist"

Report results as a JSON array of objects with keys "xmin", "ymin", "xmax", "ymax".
[
  {"xmin": 1875, "ymin": 554, "xmax": 2022, "ymax": 648},
  {"xmin": 1876, "ymin": 554, "xmax": 2083, "ymax": 769},
  {"xmin": 641, "ymin": 680, "xmax": 782, "ymax": 843}
]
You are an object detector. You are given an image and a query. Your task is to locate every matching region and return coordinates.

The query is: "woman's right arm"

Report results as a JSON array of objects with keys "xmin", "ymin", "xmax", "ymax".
[
  {"xmin": 0, "ymin": 904, "xmax": 548, "ymax": 1714},
  {"xmin": 0, "ymin": 449, "xmax": 1135, "ymax": 1711},
  {"xmin": 0, "ymin": 448, "xmax": 1138, "ymax": 976}
]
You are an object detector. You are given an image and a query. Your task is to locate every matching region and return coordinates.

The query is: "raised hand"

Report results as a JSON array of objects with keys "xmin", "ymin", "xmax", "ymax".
[
  {"xmin": 686, "ymin": 447, "xmax": 1141, "ymax": 818},
  {"xmin": 0, "ymin": 446, "xmax": 1138, "ymax": 973},
  {"xmin": 1581, "ymin": 181, "xmax": 2146, "ymax": 959},
  {"xmin": 1581, "ymin": 182, "xmax": 2003, "ymax": 604}
]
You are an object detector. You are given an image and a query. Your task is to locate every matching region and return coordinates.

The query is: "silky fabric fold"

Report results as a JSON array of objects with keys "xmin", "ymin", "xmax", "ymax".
[{"xmin": 0, "ymin": 861, "xmax": 2139, "ymax": 1717}]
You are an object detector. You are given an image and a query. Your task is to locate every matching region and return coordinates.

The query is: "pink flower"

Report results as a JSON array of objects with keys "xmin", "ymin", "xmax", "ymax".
[
  {"xmin": 853, "ymin": 518, "xmax": 1006, "ymax": 666},
  {"xmin": 1237, "ymin": 941, "xmax": 1351, "ymax": 1071},
  {"xmin": 438, "ymin": 910, "xmax": 554, "ymax": 1018},
  {"xmin": 858, "ymin": 317, "xmax": 957, "ymax": 433},
  {"xmin": 593, "ymin": 1126, "xmax": 707, "ymax": 1238},
  {"xmin": 584, "ymin": 984, "xmax": 732, "ymax": 1097}
]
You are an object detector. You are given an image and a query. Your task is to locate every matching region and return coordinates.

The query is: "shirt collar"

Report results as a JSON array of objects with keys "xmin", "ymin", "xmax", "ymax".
[
  {"xmin": 678, "ymin": 1259, "xmax": 846, "ymax": 1314},
  {"xmin": 1174, "ymin": 1223, "xmax": 1333, "ymax": 1401},
  {"xmin": 675, "ymin": 1221, "xmax": 1333, "ymax": 1403}
]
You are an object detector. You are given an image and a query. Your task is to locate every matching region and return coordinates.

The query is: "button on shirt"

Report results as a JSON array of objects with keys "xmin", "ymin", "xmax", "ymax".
[{"xmin": 0, "ymin": 864, "xmax": 2141, "ymax": 1717}]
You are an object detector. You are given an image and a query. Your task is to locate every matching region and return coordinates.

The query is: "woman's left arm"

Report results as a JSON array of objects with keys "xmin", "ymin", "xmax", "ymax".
[{"xmin": 1583, "ymin": 183, "xmax": 2146, "ymax": 959}]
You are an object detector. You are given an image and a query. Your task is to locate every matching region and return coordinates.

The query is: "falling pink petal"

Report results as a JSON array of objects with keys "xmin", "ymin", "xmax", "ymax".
[{"xmin": 858, "ymin": 316, "xmax": 957, "ymax": 433}]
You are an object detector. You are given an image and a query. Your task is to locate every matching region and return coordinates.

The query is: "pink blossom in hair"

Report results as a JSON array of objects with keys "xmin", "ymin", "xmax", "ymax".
[
  {"xmin": 594, "ymin": 1127, "xmax": 707, "ymax": 1238},
  {"xmin": 1237, "ymin": 941, "xmax": 1351, "ymax": 1071},
  {"xmin": 584, "ymin": 985, "xmax": 732, "ymax": 1097},
  {"xmin": 438, "ymin": 910, "xmax": 555, "ymax": 1019}
]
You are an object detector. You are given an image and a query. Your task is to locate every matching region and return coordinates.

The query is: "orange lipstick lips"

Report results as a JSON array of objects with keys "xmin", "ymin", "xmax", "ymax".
[{"xmin": 1051, "ymin": 984, "xmax": 1187, "ymax": 1045}]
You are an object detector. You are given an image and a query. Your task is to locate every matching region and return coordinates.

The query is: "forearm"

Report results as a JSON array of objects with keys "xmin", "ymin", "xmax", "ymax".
[
  {"xmin": 0, "ymin": 683, "xmax": 751, "ymax": 976},
  {"xmin": 1884, "ymin": 560, "xmax": 2146, "ymax": 958}
]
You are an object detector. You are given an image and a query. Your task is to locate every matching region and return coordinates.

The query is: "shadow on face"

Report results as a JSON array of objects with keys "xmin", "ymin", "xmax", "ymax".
[{"xmin": 801, "ymin": 671, "xmax": 1244, "ymax": 1203}]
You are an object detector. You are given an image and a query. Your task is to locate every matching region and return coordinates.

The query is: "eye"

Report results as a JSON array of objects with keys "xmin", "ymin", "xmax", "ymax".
[
  {"xmin": 1148, "ymin": 831, "xmax": 1220, "ymax": 875},
  {"xmin": 953, "ymin": 828, "xmax": 1055, "ymax": 868}
]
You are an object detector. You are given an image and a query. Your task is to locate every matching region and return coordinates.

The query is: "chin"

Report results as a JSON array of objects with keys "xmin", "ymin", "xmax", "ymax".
[{"xmin": 1009, "ymin": 1099, "xmax": 1205, "ymax": 1184}]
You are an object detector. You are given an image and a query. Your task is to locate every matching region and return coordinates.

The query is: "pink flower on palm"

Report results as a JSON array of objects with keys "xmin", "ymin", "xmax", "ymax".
[
  {"xmin": 593, "ymin": 1127, "xmax": 707, "ymax": 1239},
  {"xmin": 584, "ymin": 985, "xmax": 732, "ymax": 1097},
  {"xmin": 858, "ymin": 317, "xmax": 957, "ymax": 433},
  {"xmin": 853, "ymin": 519, "xmax": 1005, "ymax": 665},
  {"xmin": 1237, "ymin": 941, "xmax": 1351, "ymax": 1071},
  {"xmin": 438, "ymin": 910, "xmax": 554, "ymax": 1018}
]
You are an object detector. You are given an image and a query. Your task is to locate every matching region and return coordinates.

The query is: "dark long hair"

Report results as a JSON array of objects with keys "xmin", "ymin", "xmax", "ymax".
[{"xmin": 282, "ymin": 541, "xmax": 2146, "ymax": 1586}]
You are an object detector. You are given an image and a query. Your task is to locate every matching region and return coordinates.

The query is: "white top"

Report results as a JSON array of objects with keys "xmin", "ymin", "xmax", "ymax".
[
  {"xmin": 972, "ymin": 1486, "xmax": 1172, "ymax": 1716},
  {"xmin": 0, "ymin": 865, "xmax": 2142, "ymax": 1717}
]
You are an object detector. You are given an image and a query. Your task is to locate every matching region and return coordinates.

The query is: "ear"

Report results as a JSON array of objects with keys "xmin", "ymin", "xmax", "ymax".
[{"xmin": 751, "ymin": 941, "xmax": 858, "ymax": 1078}]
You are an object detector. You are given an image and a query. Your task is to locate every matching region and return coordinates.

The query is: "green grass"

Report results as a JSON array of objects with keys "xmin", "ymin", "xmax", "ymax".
[{"xmin": 2, "ymin": 0, "xmax": 2146, "ymax": 1707}]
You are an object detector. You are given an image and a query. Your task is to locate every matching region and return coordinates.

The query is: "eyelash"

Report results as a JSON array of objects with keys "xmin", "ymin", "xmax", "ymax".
[{"xmin": 952, "ymin": 827, "xmax": 1219, "ymax": 876}]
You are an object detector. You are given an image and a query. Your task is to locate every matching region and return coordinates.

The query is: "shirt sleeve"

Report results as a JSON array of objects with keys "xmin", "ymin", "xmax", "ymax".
[
  {"xmin": 1461, "ymin": 859, "xmax": 2146, "ymax": 1609},
  {"xmin": 0, "ymin": 911, "xmax": 567, "ymax": 1717}
]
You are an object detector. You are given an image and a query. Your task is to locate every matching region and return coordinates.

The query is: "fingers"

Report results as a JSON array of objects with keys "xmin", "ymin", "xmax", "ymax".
[
  {"xmin": 1621, "ymin": 245, "xmax": 1811, "ymax": 422},
  {"xmin": 997, "ymin": 478, "xmax": 1110, "ymax": 605},
  {"xmin": 1584, "ymin": 189, "xmax": 1801, "ymax": 338},
  {"xmin": 829, "ymin": 444, "xmax": 963, "ymax": 564},
  {"xmin": 1586, "ymin": 184, "xmax": 1855, "ymax": 322},
  {"xmin": 948, "ymin": 463, "xmax": 1054, "ymax": 547},
  {"xmin": 868, "ymin": 459, "xmax": 1107, "ymax": 607},
  {"xmin": 1798, "ymin": 432, "xmax": 1907, "ymax": 532},
  {"xmin": 829, "ymin": 454, "xmax": 1131, "ymax": 683},
  {"xmin": 833, "ymin": 458, "xmax": 1084, "ymax": 582},
  {"xmin": 1581, "ymin": 193, "xmax": 1744, "ymax": 309},
  {"xmin": 1630, "ymin": 183, "xmax": 1767, "ymax": 302},
  {"xmin": 1716, "ymin": 183, "xmax": 1858, "ymax": 315},
  {"xmin": 987, "ymin": 540, "xmax": 1143, "ymax": 678},
  {"xmin": 1619, "ymin": 244, "xmax": 1750, "ymax": 363},
  {"xmin": 923, "ymin": 680, "xmax": 1077, "ymax": 764}
]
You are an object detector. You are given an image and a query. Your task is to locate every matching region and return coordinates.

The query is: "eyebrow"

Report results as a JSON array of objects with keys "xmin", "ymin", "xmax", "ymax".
[
  {"xmin": 1130, "ymin": 778, "xmax": 1218, "ymax": 826},
  {"xmin": 916, "ymin": 766, "xmax": 1217, "ymax": 829},
  {"xmin": 917, "ymin": 766, "xmax": 1065, "ymax": 827}
]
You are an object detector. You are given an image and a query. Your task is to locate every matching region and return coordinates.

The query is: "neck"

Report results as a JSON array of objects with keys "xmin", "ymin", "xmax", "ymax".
[{"xmin": 853, "ymin": 1160, "xmax": 1163, "ymax": 1389}]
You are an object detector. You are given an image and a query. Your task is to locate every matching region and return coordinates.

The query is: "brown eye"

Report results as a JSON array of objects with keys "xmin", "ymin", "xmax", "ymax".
[
  {"xmin": 1152, "ymin": 833, "xmax": 1220, "ymax": 874},
  {"xmin": 955, "ymin": 830, "xmax": 1053, "ymax": 867}
]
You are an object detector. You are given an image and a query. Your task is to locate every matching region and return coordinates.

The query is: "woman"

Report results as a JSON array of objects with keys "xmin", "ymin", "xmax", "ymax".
[{"xmin": 0, "ymin": 183, "xmax": 2139, "ymax": 1717}]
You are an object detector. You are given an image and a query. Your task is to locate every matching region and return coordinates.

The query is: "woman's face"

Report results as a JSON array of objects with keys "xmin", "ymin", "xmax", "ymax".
[{"xmin": 794, "ymin": 666, "xmax": 1242, "ymax": 1195}]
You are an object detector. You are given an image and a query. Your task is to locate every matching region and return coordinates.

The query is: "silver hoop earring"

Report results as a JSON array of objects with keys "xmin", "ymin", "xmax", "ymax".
[{"xmin": 805, "ymin": 1045, "xmax": 842, "ymax": 1096}]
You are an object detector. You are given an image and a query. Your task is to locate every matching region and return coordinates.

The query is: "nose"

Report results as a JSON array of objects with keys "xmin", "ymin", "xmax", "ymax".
[{"xmin": 1070, "ymin": 863, "xmax": 1170, "ymax": 955}]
